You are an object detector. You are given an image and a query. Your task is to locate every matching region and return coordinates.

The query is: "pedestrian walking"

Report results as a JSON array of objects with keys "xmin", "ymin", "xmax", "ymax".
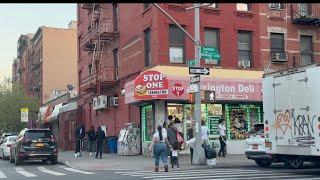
[
  {"xmin": 87, "ymin": 126, "xmax": 96, "ymax": 157},
  {"xmin": 149, "ymin": 125, "xmax": 169, "ymax": 172},
  {"xmin": 95, "ymin": 126, "xmax": 106, "ymax": 159},
  {"xmin": 75, "ymin": 124, "xmax": 85, "ymax": 157},
  {"xmin": 218, "ymin": 119, "xmax": 227, "ymax": 158},
  {"xmin": 201, "ymin": 120, "xmax": 209, "ymax": 145},
  {"xmin": 170, "ymin": 142, "xmax": 180, "ymax": 171}
]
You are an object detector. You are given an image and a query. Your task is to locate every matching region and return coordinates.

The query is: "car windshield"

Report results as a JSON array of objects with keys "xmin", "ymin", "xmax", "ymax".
[
  {"xmin": 25, "ymin": 130, "xmax": 53, "ymax": 140},
  {"xmin": 248, "ymin": 124, "xmax": 264, "ymax": 134},
  {"xmin": 8, "ymin": 136, "xmax": 17, "ymax": 142}
]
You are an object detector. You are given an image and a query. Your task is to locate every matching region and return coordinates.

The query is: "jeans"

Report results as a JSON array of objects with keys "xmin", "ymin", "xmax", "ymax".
[
  {"xmin": 96, "ymin": 141, "xmax": 103, "ymax": 158},
  {"xmin": 171, "ymin": 156, "xmax": 179, "ymax": 168},
  {"xmin": 153, "ymin": 142, "xmax": 168, "ymax": 166},
  {"xmin": 88, "ymin": 140, "xmax": 95, "ymax": 153},
  {"xmin": 75, "ymin": 139, "xmax": 81, "ymax": 153},
  {"xmin": 218, "ymin": 136, "xmax": 226, "ymax": 157}
]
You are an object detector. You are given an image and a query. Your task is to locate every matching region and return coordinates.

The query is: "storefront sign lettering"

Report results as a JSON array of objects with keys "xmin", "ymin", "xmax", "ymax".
[
  {"xmin": 172, "ymin": 83, "xmax": 184, "ymax": 96},
  {"xmin": 134, "ymin": 70, "xmax": 169, "ymax": 100}
]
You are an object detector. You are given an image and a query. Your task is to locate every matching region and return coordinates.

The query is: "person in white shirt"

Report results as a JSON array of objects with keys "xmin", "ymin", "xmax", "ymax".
[
  {"xmin": 201, "ymin": 120, "xmax": 209, "ymax": 145},
  {"xmin": 149, "ymin": 125, "xmax": 169, "ymax": 172},
  {"xmin": 218, "ymin": 119, "xmax": 227, "ymax": 158}
]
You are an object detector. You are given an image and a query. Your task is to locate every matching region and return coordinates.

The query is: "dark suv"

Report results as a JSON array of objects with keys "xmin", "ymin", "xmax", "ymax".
[{"xmin": 10, "ymin": 129, "xmax": 58, "ymax": 165}]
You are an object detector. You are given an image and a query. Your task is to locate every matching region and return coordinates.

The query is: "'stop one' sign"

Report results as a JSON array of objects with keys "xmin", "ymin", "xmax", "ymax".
[{"xmin": 134, "ymin": 70, "xmax": 169, "ymax": 100}]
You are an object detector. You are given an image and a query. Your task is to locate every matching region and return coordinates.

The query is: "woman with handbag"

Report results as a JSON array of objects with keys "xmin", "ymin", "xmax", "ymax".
[{"xmin": 149, "ymin": 125, "xmax": 169, "ymax": 172}]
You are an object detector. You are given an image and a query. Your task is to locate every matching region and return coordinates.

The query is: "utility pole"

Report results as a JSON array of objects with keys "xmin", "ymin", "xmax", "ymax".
[
  {"xmin": 152, "ymin": 3, "xmax": 211, "ymax": 166},
  {"xmin": 192, "ymin": 3, "xmax": 206, "ymax": 165}
]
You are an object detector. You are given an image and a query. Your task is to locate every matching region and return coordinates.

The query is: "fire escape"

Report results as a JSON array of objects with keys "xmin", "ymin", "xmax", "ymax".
[
  {"xmin": 290, "ymin": 3, "xmax": 320, "ymax": 67},
  {"xmin": 291, "ymin": 3, "xmax": 320, "ymax": 27},
  {"xmin": 80, "ymin": 3, "xmax": 119, "ymax": 94}
]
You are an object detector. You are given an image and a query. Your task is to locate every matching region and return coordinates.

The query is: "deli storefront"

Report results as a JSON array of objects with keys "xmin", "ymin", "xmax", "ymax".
[{"xmin": 125, "ymin": 66, "xmax": 263, "ymax": 155}]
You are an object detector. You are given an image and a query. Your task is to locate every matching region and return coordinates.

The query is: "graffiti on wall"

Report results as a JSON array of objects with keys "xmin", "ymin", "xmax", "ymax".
[
  {"xmin": 118, "ymin": 128, "xmax": 141, "ymax": 155},
  {"xmin": 275, "ymin": 110, "xmax": 292, "ymax": 135}
]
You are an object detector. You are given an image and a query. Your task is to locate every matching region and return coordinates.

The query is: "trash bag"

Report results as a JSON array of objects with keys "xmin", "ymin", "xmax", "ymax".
[{"xmin": 202, "ymin": 144, "xmax": 217, "ymax": 159}]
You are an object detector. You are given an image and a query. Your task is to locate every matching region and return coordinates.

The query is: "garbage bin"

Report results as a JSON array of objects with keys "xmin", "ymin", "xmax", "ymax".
[
  {"xmin": 107, "ymin": 136, "xmax": 118, "ymax": 154},
  {"xmin": 103, "ymin": 139, "xmax": 109, "ymax": 153}
]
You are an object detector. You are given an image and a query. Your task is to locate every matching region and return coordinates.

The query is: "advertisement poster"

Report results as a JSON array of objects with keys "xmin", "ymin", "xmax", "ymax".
[{"xmin": 208, "ymin": 116, "xmax": 221, "ymax": 139}]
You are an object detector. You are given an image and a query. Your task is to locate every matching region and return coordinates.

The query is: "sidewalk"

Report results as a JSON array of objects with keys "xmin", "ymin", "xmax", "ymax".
[{"xmin": 58, "ymin": 151, "xmax": 256, "ymax": 171}]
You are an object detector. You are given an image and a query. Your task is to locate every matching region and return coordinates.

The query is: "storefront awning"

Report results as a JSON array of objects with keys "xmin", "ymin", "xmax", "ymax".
[
  {"xmin": 45, "ymin": 103, "xmax": 68, "ymax": 122},
  {"xmin": 125, "ymin": 66, "xmax": 263, "ymax": 104},
  {"xmin": 59, "ymin": 102, "xmax": 78, "ymax": 113}
]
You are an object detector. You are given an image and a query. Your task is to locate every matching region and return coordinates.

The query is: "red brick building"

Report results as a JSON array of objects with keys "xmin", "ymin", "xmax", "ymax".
[{"xmin": 77, "ymin": 3, "xmax": 319, "ymax": 154}]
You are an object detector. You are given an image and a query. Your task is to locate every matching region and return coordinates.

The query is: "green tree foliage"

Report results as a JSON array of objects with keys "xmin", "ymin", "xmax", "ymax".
[{"xmin": 0, "ymin": 78, "xmax": 39, "ymax": 133}]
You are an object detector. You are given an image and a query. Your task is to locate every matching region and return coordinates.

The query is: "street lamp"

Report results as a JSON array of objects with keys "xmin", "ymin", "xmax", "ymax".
[{"xmin": 152, "ymin": 3, "xmax": 214, "ymax": 165}]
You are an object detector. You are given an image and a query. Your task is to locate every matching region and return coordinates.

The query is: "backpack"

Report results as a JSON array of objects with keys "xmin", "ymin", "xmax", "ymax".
[{"xmin": 177, "ymin": 133, "xmax": 184, "ymax": 144}]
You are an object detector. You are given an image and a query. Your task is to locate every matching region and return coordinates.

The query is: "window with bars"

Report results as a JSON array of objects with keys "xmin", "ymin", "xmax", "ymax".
[
  {"xmin": 300, "ymin": 35, "xmax": 313, "ymax": 65},
  {"xmin": 238, "ymin": 31, "xmax": 252, "ymax": 64},
  {"xmin": 204, "ymin": 28, "xmax": 220, "ymax": 65},
  {"xmin": 270, "ymin": 33, "xmax": 285, "ymax": 53},
  {"xmin": 88, "ymin": 64, "xmax": 92, "ymax": 74},
  {"xmin": 169, "ymin": 24, "xmax": 185, "ymax": 64},
  {"xmin": 236, "ymin": 3, "xmax": 249, "ymax": 11},
  {"xmin": 144, "ymin": 28, "xmax": 151, "ymax": 67}
]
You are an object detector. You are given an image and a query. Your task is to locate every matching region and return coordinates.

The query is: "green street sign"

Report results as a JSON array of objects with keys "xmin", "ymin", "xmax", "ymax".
[
  {"xmin": 188, "ymin": 60, "xmax": 196, "ymax": 67},
  {"xmin": 201, "ymin": 46, "xmax": 220, "ymax": 60}
]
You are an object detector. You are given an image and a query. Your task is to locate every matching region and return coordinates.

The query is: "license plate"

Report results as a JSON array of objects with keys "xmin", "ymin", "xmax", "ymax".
[
  {"xmin": 252, "ymin": 144, "xmax": 258, "ymax": 149},
  {"xmin": 265, "ymin": 142, "xmax": 272, "ymax": 148},
  {"xmin": 35, "ymin": 143, "xmax": 44, "ymax": 147}
]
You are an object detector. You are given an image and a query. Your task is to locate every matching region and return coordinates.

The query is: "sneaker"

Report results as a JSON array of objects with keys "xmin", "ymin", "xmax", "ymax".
[
  {"xmin": 89, "ymin": 153, "xmax": 92, "ymax": 156},
  {"xmin": 74, "ymin": 153, "xmax": 77, "ymax": 157},
  {"xmin": 177, "ymin": 168, "xmax": 180, "ymax": 171},
  {"xmin": 99, "ymin": 156, "xmax": 102, "ymax": 159}
]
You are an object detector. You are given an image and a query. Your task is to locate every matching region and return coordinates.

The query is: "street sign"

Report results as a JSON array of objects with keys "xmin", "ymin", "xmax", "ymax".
[
  {"xmin": 189, "ymin": 93, "xmax": 195, "ymax": 103},
  {"xmin": 21, "ymin": 108, "xmax": 29, "ymax": 123},
  {"xmin": 186, "ymin": 84, "xmax": 199, "ymax": 93},
  {"xmin": 189, "ymin": 67, "xmax": 210, "ymax": 75},
  {"xmin": 201, "ymin": 46, "xmax": 220, "ymax": 59},
  {"xmin": 204, "ymin": 91, "xmax": 216, "ymax": 102},
  {"xmin": 188, "ymin": 60, "xmax": 196, "ymax": 67},
  {"xmin": 190, "ymin": 75, "xmax": 200, "ymax": 84}
]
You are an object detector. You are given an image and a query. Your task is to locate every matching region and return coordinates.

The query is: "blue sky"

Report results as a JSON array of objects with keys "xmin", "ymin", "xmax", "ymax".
[{"xmin": 0, "ymin": 3, "xmax": 77, "ymax": 81}]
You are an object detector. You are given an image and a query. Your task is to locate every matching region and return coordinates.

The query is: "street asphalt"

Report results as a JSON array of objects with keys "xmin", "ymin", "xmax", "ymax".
[{"xmin": 0, "ymin": 157, "xmax": 320, "ymax": 180}]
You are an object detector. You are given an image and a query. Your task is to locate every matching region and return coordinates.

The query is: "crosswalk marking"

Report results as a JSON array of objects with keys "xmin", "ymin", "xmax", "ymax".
[
  {"xmin": 0, "ymin": 171, "xmax": 7, "ymax": 179},
  {"xmin": 62, "ymin": 167, "xmax": 95, "ymax": 175},
  {"xmin": 15, "ymin": 167, "xmax": 37, "ymax": 177},
  {"xmin": 114, "ymin": 168, "xmax": 318, "ymax": 180},
  {"xmin": 38, "ymin": 167, "xmax": 66, "ymax": 176}
]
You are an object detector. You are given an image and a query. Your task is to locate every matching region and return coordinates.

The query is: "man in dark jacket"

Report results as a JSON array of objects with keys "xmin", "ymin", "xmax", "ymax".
[
  {"xmin": 87, "ymin": 126, "xmax": 96, "ymax": 156},
  {"xmin": 95, "ymin": 126, "xmax": 106, "ymax": 159},
  {"xmin": 75, "ymin": 124, "xmax": 85, "ymax": 157}
]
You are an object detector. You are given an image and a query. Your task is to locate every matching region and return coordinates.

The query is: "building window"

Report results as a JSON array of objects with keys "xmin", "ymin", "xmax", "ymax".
[
  {"xmin": 113, "ymin": 3, "xmax": 119, "ymax": 32},
  {"xmin": 236, "ymin": 3, "xmax": 249, "ymax": 11},
  {"xmin": 300, "ymin": 35, "xmax": 313, "ymax": 65},
  {"xmin": 169, "ymin": 24, "xmax": 185, "ymax": 64},
  {"xmin": 238, "ymin": 31, "xmax": 252, "ymax": 66},
  {"xmin": 144, "ymin": 3, "xmax": 150, "ymax": 10},
  {"xmin": 299, "ymin": 3, "xmax": 310, "ymax": 16},
  {"xmin": 88, "ymin": 64, "xmax": 92, "ymax": 74},
  {"xmin": 270, "ymin": 33, "xmax": 285, "ymax": 53},
  {"xmin": 269, "ymin": 3, "xmax": 284, "ymax": 10},
  {"xmin": 204, "ymin": 28, "xmax": 220, "ymax": 65},
  {"xmin": 144, "ymin": 28, "xmax": 151, "ymax": 67},
  {"xmin": 113, "ymin": 48, "xmax": 119, "ymax": 80}
]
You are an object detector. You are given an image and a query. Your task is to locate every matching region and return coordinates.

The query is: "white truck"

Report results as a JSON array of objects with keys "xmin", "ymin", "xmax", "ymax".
[{"xmin": 263, "ymin": 63, "xmax": 320, "ymax": 169}]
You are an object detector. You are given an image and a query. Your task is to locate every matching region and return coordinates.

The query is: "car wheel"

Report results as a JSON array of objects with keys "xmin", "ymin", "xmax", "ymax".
[
  {"xmin": 255, "ymin": 159, "xmax": 272, "ymax": 168},
  {"xmin": 42, "ymin": 159, "xmax": 48, "ymax": 164},
  {"xmin": 284, "ymin": 159, "xmax": 304, "ymax": 169},
  {"xmin": 50, "ymin": 156, "xmax": 57, "ymax": 165}
]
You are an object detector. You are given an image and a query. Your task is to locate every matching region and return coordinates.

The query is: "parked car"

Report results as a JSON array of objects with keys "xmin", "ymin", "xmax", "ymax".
[
  {"xmin": 0, "ymin": 135, "xmax": 17, "ymax": 160},
  {"xmin": 0, "ymin": 132, "xmax": 18, "ymax": 144},
  {"xmin": 10, "ymin": 128, "xmax": 58, "ymax": 165},
  {"xmin": 245, "ymin": 123, "xmax": 273, "ymax": 167}
]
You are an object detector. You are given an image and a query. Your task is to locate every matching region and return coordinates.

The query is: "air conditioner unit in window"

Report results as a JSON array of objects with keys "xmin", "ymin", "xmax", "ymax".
[
  {"xmin": 269, "ymin": 3, "xmax": 281, "ymax": 9},
  {"xmin": 92, "ymin": 97, "xmax": 99, "ymax": 110},
  {"xmin": 97, "ymin": 95, "xmax": 109, "ymax": 109},
  {"xmin": 271, "ymin": 52, "xmax": 287, "ymax": 62},
  {"xmin": 238, "ymin": 60, "xmax": 251, "ymax": 68},
  {"xmin": 110, "ymin": 97, "xmax": 119, "ymax": 107}
]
